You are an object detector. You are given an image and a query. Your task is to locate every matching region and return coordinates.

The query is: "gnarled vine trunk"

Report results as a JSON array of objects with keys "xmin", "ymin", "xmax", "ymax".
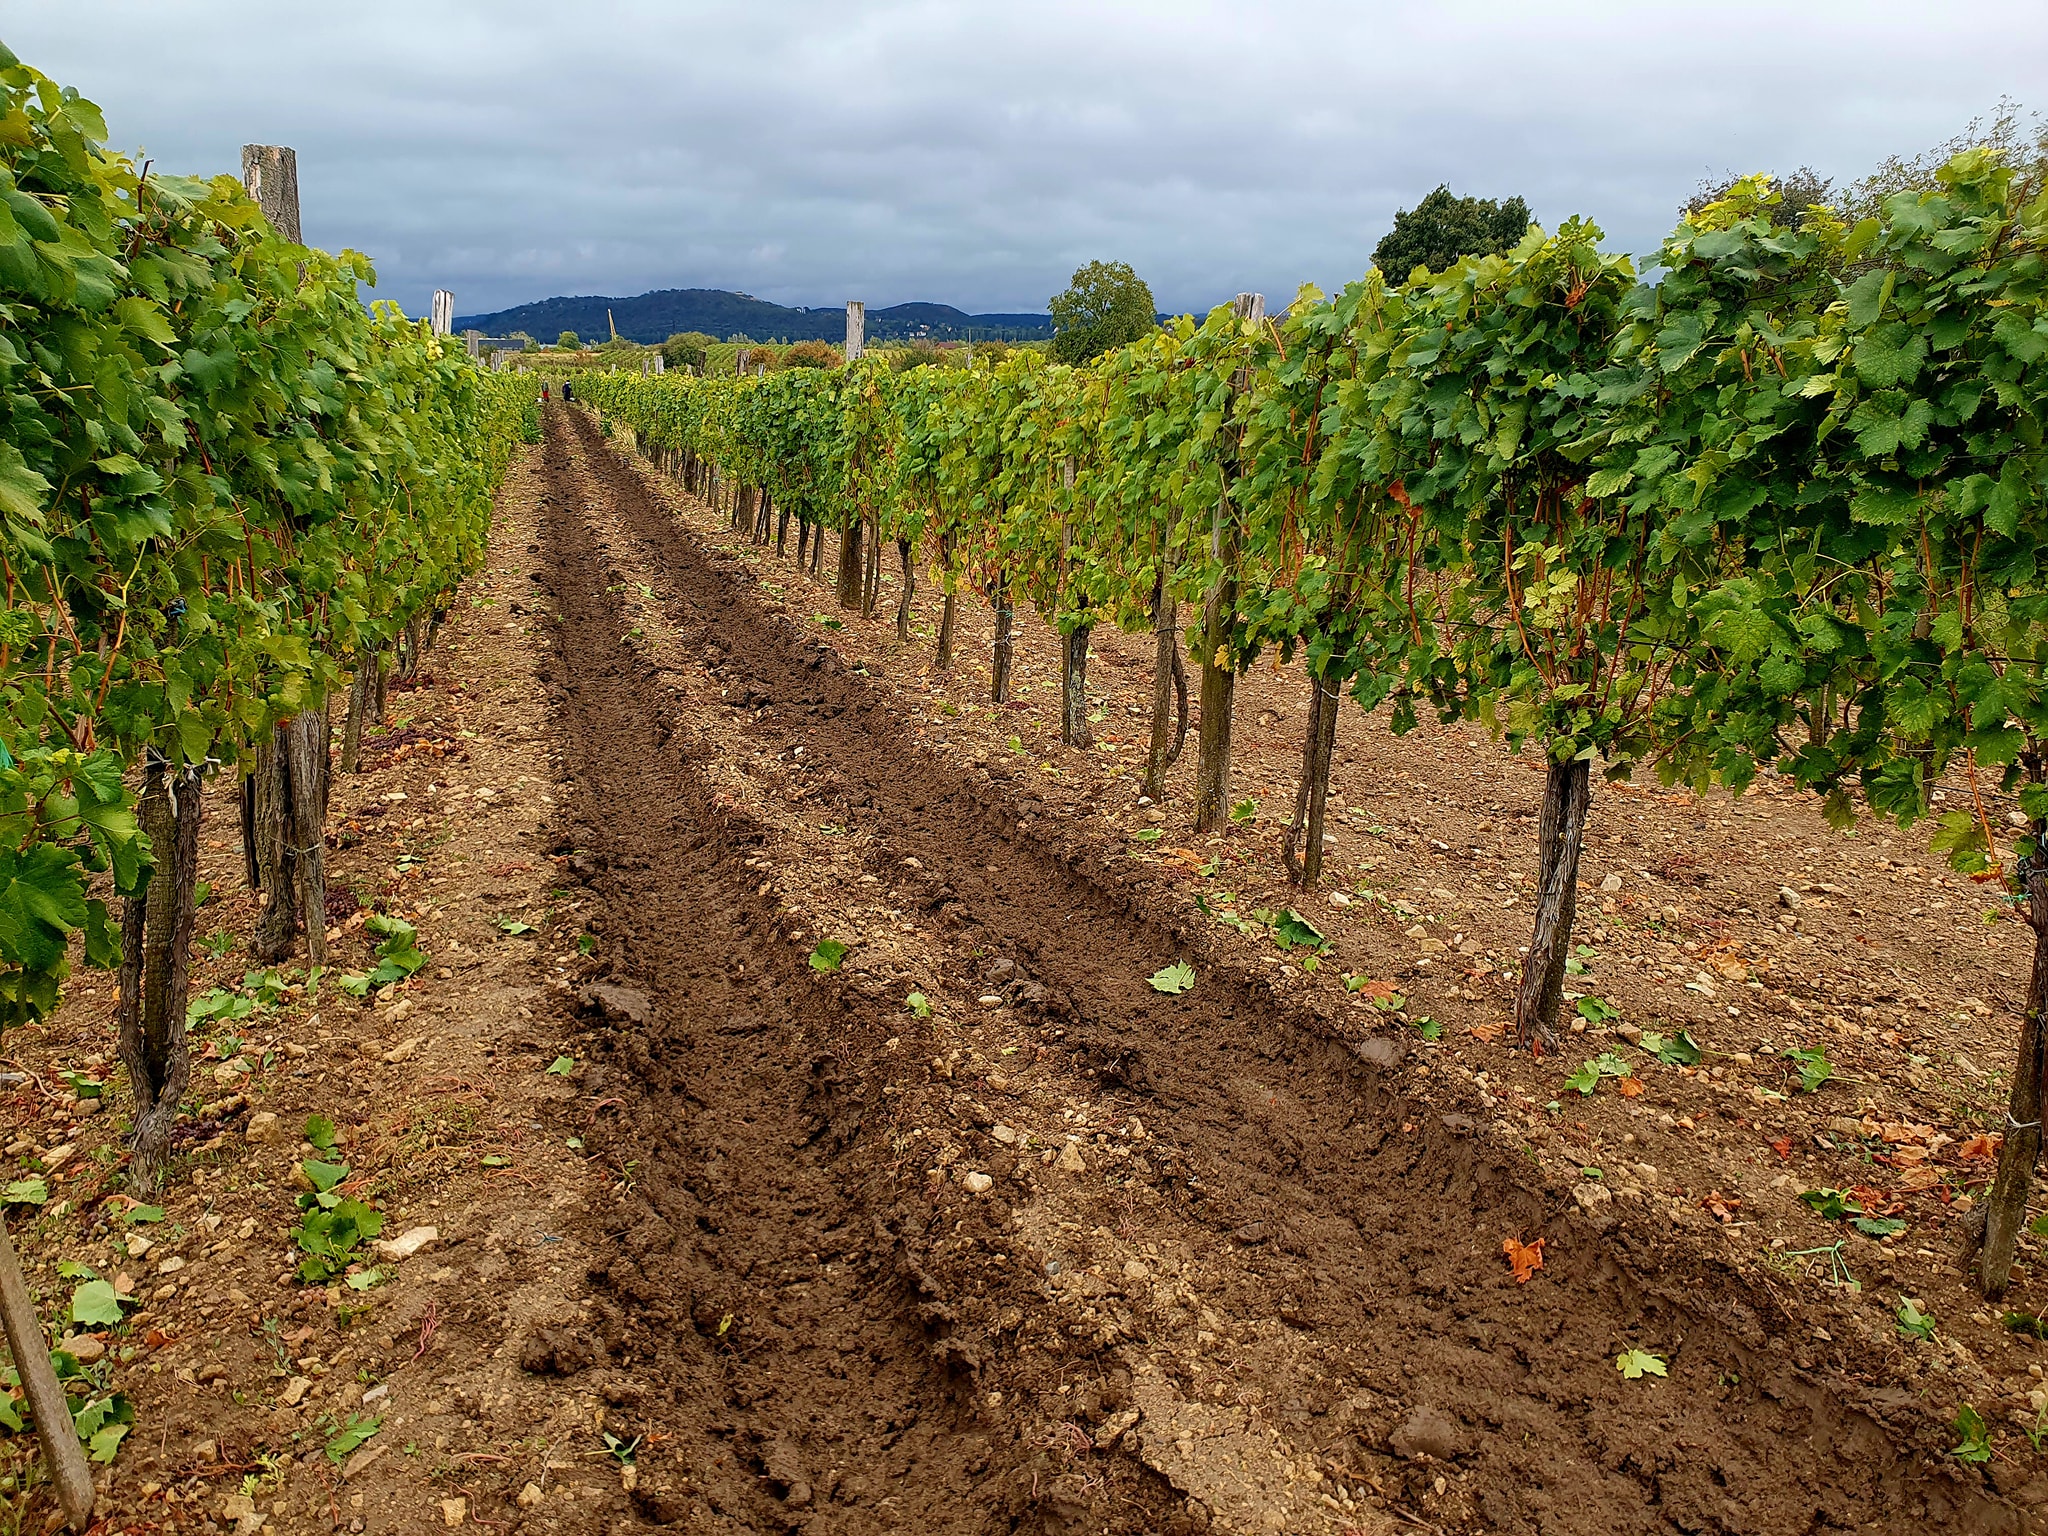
[
  {"xmin": 991, "ymin": 575, "xmax": 1015, "ymax": 703},
  {"xmin": 1061, "ymin": 622, "xmax": 1093, "ymax": 747},
  {"xmin": 119, "ymin": 758, "xmax": 203, "ymax": 1194},
  {"xmin": 1141, "ymin": 571, "xmax": 1187, "ymax": 800},
  {"xmin": 1283, "ymin": 676, "xmax": 1340, "ymax": 886},
  {"xmin": 1192, "ymin": 557, "xmax": 1237, "ymax": 831},
  {"xmin": 1514, "ymin": 756, "xmax": 1593, "ymax": 1051},
  {"xmin": 1980, "ymin": 774, "xmax": 2048, "ymax": 1299},
  {"xmin": 895, "ymin": 539, "xmax": 915, "ymax": 642}
]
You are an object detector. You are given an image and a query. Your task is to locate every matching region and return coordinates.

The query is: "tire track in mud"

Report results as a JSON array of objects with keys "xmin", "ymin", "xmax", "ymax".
[
  {"xmin": 543, "ymin": 403, "xmax": 2018, "ymax": 1536},
  {"xmin": 534, "ymin": 409, "xmax": 1180, "ymax": 1535}
]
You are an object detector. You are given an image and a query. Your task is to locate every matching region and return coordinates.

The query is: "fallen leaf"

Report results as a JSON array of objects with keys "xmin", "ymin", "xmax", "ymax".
[
  {"xmin": 1898, "ymin": 1166, "xmax": 1943, "ymax": 1192},
  {"xmin": 1959, "ymin": 1134, "xmax": 2002, "ymax": 1161},
  {"xmin": 1468, "ymin": 1021, "xmax": 1504, "ymax": 1043},
  {"xmin": 1769, "ymin": 1137, "xmax": 1794, "ymax": 1160},
  {"xmin": 1616, "ymin": 1077, "xmax": 1644, "ymax": 1098},
  {"xmin": 1503, "ymin": 1236, "xmax": 1545, "ymax": 1284}
]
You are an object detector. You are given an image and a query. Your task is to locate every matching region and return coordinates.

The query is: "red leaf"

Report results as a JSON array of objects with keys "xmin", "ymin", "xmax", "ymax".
[{"xmin": 1769, "ymin": 1137, "xmax": 1794, "ymax": 1160}]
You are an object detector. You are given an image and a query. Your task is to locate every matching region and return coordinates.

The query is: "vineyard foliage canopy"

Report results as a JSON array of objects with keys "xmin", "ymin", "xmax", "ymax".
[{"xmin": 0, "ymin": 44, "xmax": 534, "ymax": 1027}]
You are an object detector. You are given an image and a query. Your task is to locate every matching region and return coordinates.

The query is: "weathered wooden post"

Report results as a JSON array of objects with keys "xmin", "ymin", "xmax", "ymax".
[
  {"xmin": 1192, "ymin": 291, "xmax": 1263, "ymax": 832},
  {"xmin": 241, "ymin": 144, "xmax": 329, "ymax": 964},
  {"xmin": 239, "ymin": 144, "xmax": 301, "ymax": 242},
  {"xmin": 0, "ymin": 1216, "xmax": 94, "ymax": 1529},
  {"xmin": 462, "ymin": 327, "xmax": 482, "ymax": 357},
  {"xmin": 845, "ymin": 300, "xmax": 865, "ymax": 362},
  {"xmin": 431, "ymin": 290, "xmax": 454, "ymax": 337}
]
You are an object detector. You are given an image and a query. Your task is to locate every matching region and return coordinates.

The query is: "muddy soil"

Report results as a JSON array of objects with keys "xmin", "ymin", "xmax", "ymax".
[{"xmin": 532, "ymin": 403, "xmax": 2028, "ymax": 1535}]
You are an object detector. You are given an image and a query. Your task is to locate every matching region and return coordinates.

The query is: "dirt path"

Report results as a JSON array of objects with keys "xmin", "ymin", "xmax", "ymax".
[{"xmin": 531, "ymin": 403, "xmax": 2021, "ymax": 1535}]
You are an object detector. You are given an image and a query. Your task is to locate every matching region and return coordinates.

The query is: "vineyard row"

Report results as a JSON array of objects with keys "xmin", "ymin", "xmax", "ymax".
[{"xmin": 572, "ymin": 150, "xmax": 2048, "ymax": 1298}]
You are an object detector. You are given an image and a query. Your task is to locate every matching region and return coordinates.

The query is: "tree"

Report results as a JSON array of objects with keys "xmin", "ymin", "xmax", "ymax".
[
  {"xmin": 661, "ymin": 331, "xmax": 715, "ymax": 371},
  {"xmin": 1684, "ymin": 166, "xmax": 1833, "ymax": 222},
  {"xmin": 556, "ymin": 330, "xmax": 580, "ymax": 349},
  {"xmin": 1372, "ymin": 186, "xmax": 1532, "ymax": 279},
  {"xmin": 1049, "ymin": 260, "xmax": 1157, "ymax": 365},
  {"xmin": 781, "ymin": 339, "xmax": 842, "ymax": 370}
]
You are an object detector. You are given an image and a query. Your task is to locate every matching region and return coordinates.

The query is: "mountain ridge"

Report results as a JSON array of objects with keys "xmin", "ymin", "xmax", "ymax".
[{"xmin": 453, "ymin": 287, "xmax": 1052, "ymax": 344}]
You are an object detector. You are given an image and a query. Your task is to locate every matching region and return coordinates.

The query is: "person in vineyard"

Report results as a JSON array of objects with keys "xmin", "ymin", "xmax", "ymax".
[
  {"xmin": 541, "ymin": 382, "xmax": 549, "ymax": 403},
  {"xmin": 562, "ymin": 380, "xmax": 574, "ymax": 404}
]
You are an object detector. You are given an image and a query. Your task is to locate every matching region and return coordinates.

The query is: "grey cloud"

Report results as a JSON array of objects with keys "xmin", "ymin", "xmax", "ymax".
[{"xmin": 13, "ymin": 0, "xmax": 2045, "ymax": 319}]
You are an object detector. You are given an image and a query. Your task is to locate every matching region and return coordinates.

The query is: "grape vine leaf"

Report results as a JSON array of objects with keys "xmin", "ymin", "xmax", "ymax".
[
  {"xmin": 69, "ymin": 1280, "xmax": 125, "ymax": 1327},
  {"xmin": 1271, "ymin": 909, "xmax": 1328, "ymax": 951},
  {"xmin": 1896, "ymin": 1299, "xmax": 1936, "ymax": 1341},
  {"xmin": 1149, "ymin": 961, "xmax": 1196, "ymax": 995},
  {"xmin": 1615, "ymin": 1349, "xmax": 1667, "ymax": 1380},
  {"xmin": 325, "ymin": 1414, "xmax": 381, "ymax": 1465},
  {"xmin": 809, "ymin": 939, "xmax": 849, "ymax": 972},
  {"xmin": 905, "ymin": 992, "xmax": 932, "ymax": 1017}
]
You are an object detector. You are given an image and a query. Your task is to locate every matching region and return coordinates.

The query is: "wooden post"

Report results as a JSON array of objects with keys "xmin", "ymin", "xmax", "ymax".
[
  {"xmin": 462, "ymin": 328, "xmax": 481, "ymax": 357},
  {"xmin": 240, "ymin": 144, "xmax": 301, "ymax": 242},
  {"xmin": 0, "ymin": 1216, "xmax": 94, "ymax": 1530},
  {"xmin": 845, "ymin": 301, "xmax": 865, "ymax": 362},
  {"xmin": 429, "ymin": 290, "xmax": 454, "ymax": 336},
  {"xmin": 1193, "ymin": 292, "xmax": 1263, "ymax": 833}
]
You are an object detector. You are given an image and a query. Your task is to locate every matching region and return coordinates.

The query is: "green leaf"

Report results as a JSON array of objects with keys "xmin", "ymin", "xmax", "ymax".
[
  {"xmin": 344, "ymin": 1268, "xmax": 385, "ymax": 1292},
  {"xmin": 1149, "ymin": 960, "xmax": 1196, "ymax": 995},
  {"xmin": 544, "ymin": 1056, "xmax": 575, "ymax": 1076},
  {"xmin": 302, "ymin": 1159, "xmax": 349, "ymax": 1193},
  {"xmin": 497, "ymin": 917, "xmax": 536, "ymax": 935},
  {"xmin": 1951, "ymin": 1403, "xmax": 1992, "ymax": 1464},
  {"xmin": 1784, "ymin": 1045, "xmax": 1833, "ymax": 1093},
  {"xmin": 1896, "ymin": 1299, "xmax": 1936, "ymax": 1342},
  {"xmin": 1229, "ymin": 798, "xmax": 1257, "ymax": 823},
  {"xmin": 1854, "ymin": 1216, "xmax": 1907, "ymax": 1238},
  {"xmin": 905, "ymin": 991, "xmax": 932, "ymax": 1018},
  {"xmin": 3, "ymin": 1177, "xmax": 48, "ymax": 1206},
  {"xmin": 808, "ymin": 938, "xmax": 849, "ymax": 972},
  {"xmin": 1615, "ymin": 1349, "xmax": 1668, "ymax": 1380},
  {"xmin": 1271, "ymin": 909, "xmax": 1328, "ymax": 952},
  {"xmin": 304, "ymin": 1114, "xmax": 337, "ymax": 1151},
  {"xmin": 69, "ymin": 1280, "xmax": 125, "ymax": 1327},
  {"xmin": 86, "ymin": 1422, "xmax": 130, "ymax": 1463},
  {"xmin": 325, "ymin": 1414, "xmax": 381, "ymax": 1464},
  {"xmin": 1799, "ymin": 1187, "xmax": 1860, "ymax": 1221},
  {"xmin": 1638, "ymin": 1030, "xmax": 1702, "ymax": 1066},
  {"xmin": 1565, "ymin": 1060, "xmax": 1601, "ymax": 1095},
  {"xmin": 1575, "ymin": 996, "xmax": 1620, "ymax": 1024},
  {"xmin": 1131, "ymin": 827, "xmax": 1163, "ymax": 843},
  {"xmin": 116, "ymin": 1203, "xmax": 163, "ymax": 1226}
]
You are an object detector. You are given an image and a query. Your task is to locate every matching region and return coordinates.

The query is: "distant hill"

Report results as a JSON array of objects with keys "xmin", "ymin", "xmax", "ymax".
[{"xmin": 453, "ymin": 288, "xmax": 1052, "ymax": 344}]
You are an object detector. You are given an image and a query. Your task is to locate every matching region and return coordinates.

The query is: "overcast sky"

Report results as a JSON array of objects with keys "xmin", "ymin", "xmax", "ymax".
[{"xmin": 14, "ymin": 2, "xmax": 2046, "ymax": 321}]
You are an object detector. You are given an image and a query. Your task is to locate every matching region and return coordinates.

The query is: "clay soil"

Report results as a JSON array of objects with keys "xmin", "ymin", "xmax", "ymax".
[{"xmin": 7, "ymin": 402, "xmax": 2048, "ymax": 1534}]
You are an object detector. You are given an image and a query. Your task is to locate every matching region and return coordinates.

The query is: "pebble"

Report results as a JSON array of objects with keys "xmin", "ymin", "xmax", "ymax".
[
  {"xmin": 381, "ymin": 1037, "xmax": 422, "ymax": 1064},
  {"xmin": 281, "ymin": 1376, "xmax": 313, "ymax": 1406},
  {"xmin": 963, "ymin": 1172, "xmax": 994, "ymax": 1194},
  {"xmin": 441, "ymin": 1497, "xmax": 467, "ymax": 1527},
  {"xmin": 1600, "ymin": 873, "xmax": 1623, "ymax": 893},
  {"xmin": 245, "ymin": 1112, "xmax": 282, "ymax": 1145},
  {"xmin": 1057, "ymin": 1142, "xmax": 1087, "ymax": 1174},
  {"xmin": 992, "ymin": 1125, "xmax": 1019, "ymax": 1144},
  {"xmin": 58, "ymin": 1334, "xmax": 104, "ymax": 1364}
]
